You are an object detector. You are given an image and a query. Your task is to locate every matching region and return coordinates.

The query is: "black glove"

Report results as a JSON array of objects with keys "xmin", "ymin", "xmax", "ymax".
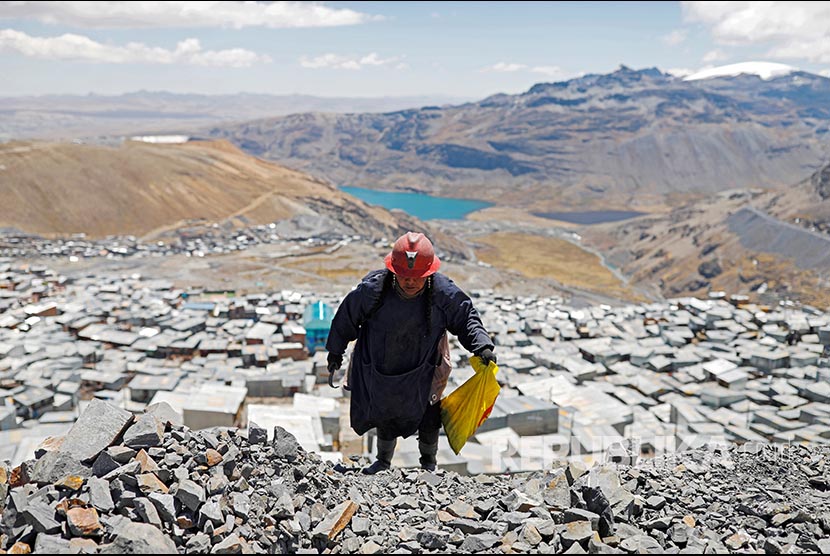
[
  {"xmin": 477, "ymin": 348, "xmax": 497, "ymax": 366},
  {"xmin": 327, "ymin": 353, "xmax": 343, "ymax": 373}
]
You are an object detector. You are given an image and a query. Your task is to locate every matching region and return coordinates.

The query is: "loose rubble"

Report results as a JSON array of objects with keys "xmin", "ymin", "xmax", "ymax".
[{"xmin": 2, "ymin": 403, "xmax": 829, "ymax": 554}]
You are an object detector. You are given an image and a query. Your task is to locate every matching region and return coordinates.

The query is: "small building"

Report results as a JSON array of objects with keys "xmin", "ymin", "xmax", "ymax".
[
  {"xmin": 275, "ymin": 342, "xmax": 308, "ymax": 361},
  {"xmin": 303, "ymin": 301, "xmax": 333, "ymax": 355},
  {"xmin": 129, "ymin": 373, "xmax": 182, "ymax": 403},
  {"xmin": 12, "ymin": 387, "xmax": 55, "ymax": 419},
  {"xmin": 0, "ymin": 404, "xmax": 17, "ymax": 430},
  {"xmin": 245, "ymin": 322, "xmax": 278, "ymax": 345}
]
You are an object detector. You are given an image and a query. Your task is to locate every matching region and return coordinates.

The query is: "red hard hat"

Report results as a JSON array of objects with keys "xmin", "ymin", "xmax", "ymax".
[{"xmin": 384, "ymin": 232, "xmax": 441, "ymax": 278}]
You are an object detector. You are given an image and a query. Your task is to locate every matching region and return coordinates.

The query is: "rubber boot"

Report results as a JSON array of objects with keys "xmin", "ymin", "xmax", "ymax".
[
  {"xmin": 419, "ymin": 440, "xmax": 438, "ymax": 471},
  {"xmin": 363, "ymin": 437, "xmax": 396, "ymax": 475}
]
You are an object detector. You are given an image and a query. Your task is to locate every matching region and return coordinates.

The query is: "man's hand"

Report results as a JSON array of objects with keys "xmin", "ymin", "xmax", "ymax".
[
  {"xmin": 477, "ymin": 348, "xmax": 497, "ymax": 366},
  {"xmin": 327, "ymin": 353, "xmax": 343, "ymax": 374}
]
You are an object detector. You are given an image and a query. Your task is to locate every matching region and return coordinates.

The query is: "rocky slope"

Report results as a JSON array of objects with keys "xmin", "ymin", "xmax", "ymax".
[
  {"xmin": 0, "ymin": 139, "xmax": 463, "ymax": 255},
  {"xmin": 581, "ymin": 159, "xmax": 830, "ymax": 307},
  {"xmin": 204, "ymin": 66, "xmax": 830, "ymax": 210},
  {"xmin": 2, "ymin": 401, "xmax": 828, "ymax": 554}
]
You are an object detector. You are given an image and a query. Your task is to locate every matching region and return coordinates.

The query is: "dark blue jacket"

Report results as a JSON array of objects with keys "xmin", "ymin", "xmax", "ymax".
[
  {"xmin": 326, "ymin": 269, "xmax": 494, "ymax": 371},
  {"xmin": 326, "ymin": 269, "xmax": 494, "ymax": 436}
]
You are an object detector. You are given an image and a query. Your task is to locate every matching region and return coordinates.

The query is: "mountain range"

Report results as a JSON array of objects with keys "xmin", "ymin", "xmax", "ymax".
[
  {"xmin": 203, "ymin": 65, "xmax": 830, "ymax": 211},
  {"xmin": 0, "ymin": 91, "xmax": 470, "ymax": 142}
]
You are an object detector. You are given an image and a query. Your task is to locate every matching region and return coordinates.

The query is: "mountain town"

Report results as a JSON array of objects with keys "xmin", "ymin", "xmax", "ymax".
[{"xmin": 3, "ymin": 1, "xmax": 830, "ymax": 554}]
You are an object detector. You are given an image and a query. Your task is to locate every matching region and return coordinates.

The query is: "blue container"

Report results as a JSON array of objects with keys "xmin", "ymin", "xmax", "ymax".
[{"xmin": 303, "ymin": 301, "xmax": 334, "ymax": 354}]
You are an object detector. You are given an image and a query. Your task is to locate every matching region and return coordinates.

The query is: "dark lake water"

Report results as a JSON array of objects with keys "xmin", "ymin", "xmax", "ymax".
[
  {"xmin": 533, "ymin": 210, "xmax": 647, "ymax": 225},
  {"xmin": 341, "ymin": 186, "xmax": 493, "ymax": 220}
]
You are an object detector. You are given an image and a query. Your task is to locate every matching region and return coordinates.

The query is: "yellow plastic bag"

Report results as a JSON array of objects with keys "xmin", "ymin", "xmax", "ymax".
[{"xmin": 440, "ymin": 356, "xmax": 501, "ymax": 455}]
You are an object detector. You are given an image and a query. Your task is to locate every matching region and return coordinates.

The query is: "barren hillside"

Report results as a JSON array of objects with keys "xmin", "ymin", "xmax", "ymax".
[{"xmin": 0, "ymin": 140, "xmax": 458, "ymax": 250}]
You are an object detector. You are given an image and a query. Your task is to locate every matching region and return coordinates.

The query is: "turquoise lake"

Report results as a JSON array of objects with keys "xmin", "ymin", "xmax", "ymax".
[{"xmin": 341, "ymin": 186, "xmax": 493, "ymax": 220}]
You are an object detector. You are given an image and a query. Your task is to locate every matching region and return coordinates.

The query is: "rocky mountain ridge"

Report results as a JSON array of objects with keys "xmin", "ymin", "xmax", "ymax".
[{"xmin": 203, "ymin": 66, "xmax": 830, "ymax": 210}]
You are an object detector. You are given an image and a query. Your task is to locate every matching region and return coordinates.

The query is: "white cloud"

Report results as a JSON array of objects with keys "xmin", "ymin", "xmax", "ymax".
[
  {"xmin": 0, "ymin": 1, "xmax": 381, "ymax": 29},
  {"xmin": 683, "ymin": 1, "xmax": 830, "ymax": 63},
  {"xmin": 820, "ymin": 69, "xmax": 830, "ymax": 78},
  {"xmin": 482, "ymin": 62, "xmax": 528, "ymax": 73},
  {"xmin": 0, "ymin": 28, "xmax": 270, "ymax": 66},
  {"xmin": 662, "ymin": 29, "xmax": 688, "ymax": 46},
  {"xmin": 299, "ymin": 52, "xmax": 403, "ymax": 70},
  {"xmin": 702, "ymin": 49, "xmax": 728, "ymax": 63},
  {"xmin": 530, "ymin": 65, "xmax": 565, "ymax": 79}
]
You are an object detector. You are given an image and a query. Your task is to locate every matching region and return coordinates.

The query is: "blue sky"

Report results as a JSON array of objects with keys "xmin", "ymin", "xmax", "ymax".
[{"xmin": 1, "ymin": 1, "xmax": 829, "ymax": 98}]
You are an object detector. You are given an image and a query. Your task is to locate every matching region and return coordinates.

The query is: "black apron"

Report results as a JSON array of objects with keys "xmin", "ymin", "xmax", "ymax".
[{"xmin": 349, "ymin": 320, "xmax": 436, "ymax": 438}]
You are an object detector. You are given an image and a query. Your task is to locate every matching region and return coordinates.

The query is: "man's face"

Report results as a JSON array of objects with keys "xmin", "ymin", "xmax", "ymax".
[{"xmin": 398, "ymin": 275, "xmax": 427, "ymax": 296}]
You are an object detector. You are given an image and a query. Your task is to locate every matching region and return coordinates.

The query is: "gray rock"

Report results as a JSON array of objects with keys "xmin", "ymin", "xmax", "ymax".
[
  {"xmin": 107, "ymin": 446, "xmax": 137, "ymax": 464},
  {"xmin": 207, "ymin": 474, "xmax": 229, "ymax": 496},
  {"xmin": 743, "ymin": 516, "xmax": 767, "ymax": 530},
  {"xmin": 581, "ymin": 485, "xmax": 615, "ymax": 538},
  {"xmin": 123, "ymin": 413, "xmax": 165, "ymax": 450},
  {"xmin": 342, "ymin": 536, "xmax": 363, "ymax": 553},
  {"xmin": 352, "ymin": 516, "xmax": 371, "ymax": 536},
  {"xmin": 148, "ymin": 492, "xmax": 177, "ymax": 524},
  {"xmin": 448, "ymin": 500, "xmax": 477, "ymax": 519},
  {"xmin": 565, "ymin": 509, "xmax": 600, "ymax": 530},
  {"xmin": 175, "ymin": 479, "xmax": 205, "ymax": 511},
  {"xmin": 459, "ymin": 533, "xmax": 501, "ymax": 552},
  {"xmin": 200, "ymin": 431, "xmax": 220, "ymax": 450},
  {"xmin": 92, "ymin": 451, "xmax": 121, "ymax": 477},
  {"xmin": 668, "ymin": 523, "xmax": 690, "ymax": 545},
  {"xmin": 248, "ymin": 421, "xmax": 267, "ymax": 445},
  {"xmin": 146, "ymin": 401, "xmax": 183, "ymax": 427},
  {"xmin": 417, "ymin": 530, "xmax": 449, "ymax": 550},
  {"xmin": 102, "ymin": 460, "xmax": 141, "ymax": 482},
  {"xmin": 567, "ymin": 462, "xmax": 589, "ymax": 485},
  {"xmin": 419, "ymin": 472, "xmax": 443, "ymax": 487},
  {"xmin": 615, "ymin": 523, "xmax": 646, "ymax": 540},
  {"xmin": 22, "ymin": 501, "xmax": 61, "ymax": 534},
  {"xmin": 99, "ymin": 521, "xmax": 178, "ymax": 554},
  {"xmin": 29, "ymin": 450, "xmax": 92, "ymax": 484},
  {"xmin": 619, "ymin": 535, "xmax": 663, "ymax": 554},
  {"xmin": 544, "ymin": 471, "xmax": 572, "ymax": 511},
  {"xmin": 448, "ymin": 518, "xmax": 491, "ymax": 535},
  {"xmin": 724, "ymin": 529, "xmax": 751, "ymax": 550},
  {"xmin": 521, "ymin": 523, "xmax": 543, "ymax": 547},
  {"xmin": 272, "ymin": 426, "xmax": 301, "ymax": 461},
  {"xmin": 502, "ymin": 511, "xmax": 531, "ymax": 530},
  {"xmin": 88, "ymin": 477, "xmax": 115, "ymax": 513},
  {"xmin": 392, "ymin": 495, "xmax": 419, "ymax": 510},
  {"xmin": 503, "ymin": 490, "xmax": 542, "ymax": 512},
  {"xmin": 271, "ymin": 492, "xmax": 295, "ymax": 518},
  {"xmin": 359, "ymin": 540, "xmax": 383, "ymax": 555},
  {"xmin": 764, "ymin": 538, "xmax": 783, "ymax": 554},
  {"xmin": 186, "ymin": 533, "xmax": 212, "ymax": 554},
  {"xmin": 163, "ymin": 453, "xmax": 183, "ymax": 467},
  {"xmin": 588, "ymin": 537, "xmax": 625, "ymax": 554},
  {"xmin": 61, "ymin": 399, "xmax": 134, "ymax": 462},
  {"xmin": 134, "ymin": 497, "xmax": 162, "ymax": 528},
  {"xmin": 33, "ymin": 534, "xmax": 74, "ymax": 554},
  {"xmin": 230, "ymin": 492, "xmax": 250, "ymax": 520},
  {"xmin": 645, "ymin": 495, "xmax": 666, "ymax": 511},
  {"xmin": 212, "ymin": 533, "xmax": 243, "ymax": 553},
  {"xmin": 199, "ymin": 500, "xmax": 224, "ymax": 526},
  {"xmin": 561, "ymin": 520, "xmax": 593, "ymax": 549}
]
